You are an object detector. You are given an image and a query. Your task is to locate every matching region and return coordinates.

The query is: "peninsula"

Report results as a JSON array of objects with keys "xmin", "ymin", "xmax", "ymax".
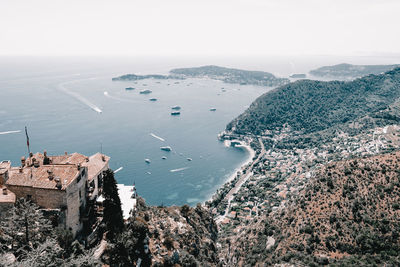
[
  {"xmin": 112, "ymin": 73, "xmax": 183, "ymax": 81},
  {"xmin": 112, "ymin": 65, "xmax": 289, "ymax": 87},
  {"xmin": 170, "ymin": 65, "xmax": 289, "ymax": 87},
  {"xmin": 309, "ymin": 63, "xmax": 400, "ymax": 79},
  {"xmin": 209, "ymin": 67, "xmax": 400, "ymax": 266}
]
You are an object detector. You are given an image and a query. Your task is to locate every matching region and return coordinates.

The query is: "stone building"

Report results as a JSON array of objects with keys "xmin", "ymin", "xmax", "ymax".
[
  {"xmin": 83, "ymin": 153, "xmax": 110, "ymax": 200},
  {"xmin": 31, "ymin": 151, "xmax": 110, "ymax": 200},
  {"xmin": 0, "ymin": 160, "xmax": 16, "ymax": 219},
  {"xmin": 1, "ymin": 151, "xmax": 110, "ymax": 237},
  {"xmin": 0, "ymin": 160, "xmax": 11, "ymax": 184}
]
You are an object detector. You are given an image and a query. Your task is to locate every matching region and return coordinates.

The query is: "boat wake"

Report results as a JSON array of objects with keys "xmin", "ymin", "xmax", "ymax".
[
  {"xmin": 58, "ymin": 81, "xmax": 102, "ymax": 113},
  {"xmin": 170, "ymin": 167, "xmax": 190, "ymax": 173},
  {"xmin": 0, "ymin": 130, "xmax": 21, "ymax": 135},
  {"xmin": 150, "ymin": 133, "xmax": 165, "ymax": 142},
  {"xmin": 114, "ymin": 167, "xmax": 123, "ymax": 173},
  {"xmin": 104, "ymin": 91, "xmax": 135, "ymax": 103}
]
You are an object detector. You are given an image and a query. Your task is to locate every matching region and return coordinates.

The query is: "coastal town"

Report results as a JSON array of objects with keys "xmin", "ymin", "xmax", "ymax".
[
  {"xmin": 206, "ymin": 123, "xmax": 400, "ymax": 264},
  {"xmin": 210, "ymin": 123, "xmax": 400, "ymax": 223}
]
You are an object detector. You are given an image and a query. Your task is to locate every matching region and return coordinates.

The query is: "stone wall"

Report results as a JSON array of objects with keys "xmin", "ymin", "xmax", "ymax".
[
  {"xmin": 65, "ymin": 167, "xmax": 88, "ymax": 237},
  {"xmin": 7, "ymin": 167, "xmax": 88, "ymax": 237},
  {"xmin": 91, "ymin": 163, "xmax": 109, "ymax": 200},
  {"xmin": 6, "ymin": 185, "xmax": 66, "ymax": 209}
]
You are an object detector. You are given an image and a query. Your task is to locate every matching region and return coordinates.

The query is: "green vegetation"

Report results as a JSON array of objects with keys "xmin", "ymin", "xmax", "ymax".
[
  {"xmin": 0, "ymin": 199, "xmax": 99, "ymax": 267},
  {"xmin": 112, "ymin": 73, "xmax": 183, "ymax": 81},
  {"xmin": 310, "ymin": 63, "xmax": 400, "ymax": 79},
  {"xmin": 102, "ymin": 169, "xmax": 124, "ymax": 239},
  {"xmin": 170, "ymin": 65, "xmax": 289, "ymax": 86},
  {"xmin": 242, "ymin": 152, "xmax": 400, "ymax": 266},
  {"xmin": 228, "ymin": 68, "xmax": 400, "ymax": 136},
  {"xmin": 0, "ymin": 198, "xmax": 53, "ymax": 254},
  {"xmin": 0, "ymin": 192, "xmax": 217, "ymax": 266},
  {"xmin": 290, "ymin": 73, "xmax": 306, "ymax": 78},
  {"xmin": 103, "ymin": 198, "xmax": 219, "ymax": 266},
  {"xmin": 112, "ymin": 65, "xmax": 289, "ymax": 87}
]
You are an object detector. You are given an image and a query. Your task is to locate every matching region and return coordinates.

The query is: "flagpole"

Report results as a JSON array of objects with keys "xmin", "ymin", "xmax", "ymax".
[{"xmin": 25, "ymin": 126, "xmax": 30, "ymax": 157}]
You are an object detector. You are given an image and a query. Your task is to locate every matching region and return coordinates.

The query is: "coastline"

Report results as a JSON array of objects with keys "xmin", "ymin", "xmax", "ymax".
[
  {"xmin": 225, "ymin": 141, "xmax": 255, "ymax": 183},
  {"xmin": 204, "ymin": 139, "xmax": 256, "ymax": 204}
]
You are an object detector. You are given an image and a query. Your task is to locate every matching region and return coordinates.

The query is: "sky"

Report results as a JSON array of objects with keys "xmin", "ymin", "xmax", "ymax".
[{"xmin": 0, "ymin": 0, "xmax": 399, "ymax": 57}]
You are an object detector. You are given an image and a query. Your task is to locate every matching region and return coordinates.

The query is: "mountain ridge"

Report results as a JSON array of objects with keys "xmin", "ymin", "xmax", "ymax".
[
  {"xmin": 228, "ymin": 67, "xmax": 400, "ymax": 138},
  {"xmin": 309, "ymin": 63, "xmax": 400, "ymax": 79}
]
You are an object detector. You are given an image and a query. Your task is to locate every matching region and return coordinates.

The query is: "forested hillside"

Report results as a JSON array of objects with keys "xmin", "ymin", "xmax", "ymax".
[
  {"xmin": 310, "ymin": 63, "xmax": 400, "ymax": 79},
  {"xmin": 170, "ymin": 65, "xmax": 289, "ymax": 87},
  {"xmin": 237, "ymin": 152, "xmax": 400, "ymax": 266},
  {"xmin": 228, "ymin": 68, "xmax": 400, "ymax": 136}
]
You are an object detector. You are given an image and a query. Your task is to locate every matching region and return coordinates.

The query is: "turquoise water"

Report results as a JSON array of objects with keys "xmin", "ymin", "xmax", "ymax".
[
  {"xmin": 3, "ymin": 55, "xmax": 398, "ymax": 205},
  {"xmin": 0, "ymin": 57, "xmax": 269, "ymax": 206}
]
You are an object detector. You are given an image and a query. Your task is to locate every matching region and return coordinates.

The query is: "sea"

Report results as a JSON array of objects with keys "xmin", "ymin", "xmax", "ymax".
[{"xmin": 1, "ymin": 55, "xmax": 399, "ymax": 206}]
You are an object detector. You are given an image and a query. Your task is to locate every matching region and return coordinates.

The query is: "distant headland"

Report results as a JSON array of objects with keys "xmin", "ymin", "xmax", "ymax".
[
  {"xmin": 112, "ymin": 65, "xmax": 289, "ymax": 87},
  {"xmin": 309, "ymin": 63, "xmax": 400, "ymax": 79}
]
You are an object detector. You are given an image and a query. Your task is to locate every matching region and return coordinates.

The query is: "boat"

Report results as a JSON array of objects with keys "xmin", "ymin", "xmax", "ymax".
[
  {"xmin": 145, "ymin": 159, "xmax": 151, "ymax": 163},
  {"xmin": 171, "ymin": 111, "xmax": 180, "ymax": 116},
  {"xmin": 125, "ymin": 87, "xmax": 135, "ymax": 90},
  {"xmin": 210, "ymin": 108, "xmax": 216, "ymax": 111},
  {"xmin": 149, "ymin": 98, "xmax": 157, "ymax": 101},
  {"xmin": 162, "ymin": 156, "xmax": 167, "ymax": 160},
  {"xmin": 171, "ymin": 105, "xmax": 181, "ymax": 110},
  {"xmin": 187, "ymin": 158, "xmax": 192, "ymax": 161},
  {"xmin": 140, "ymin": 89, "xmax": 152, "ymax": 94},
  {"xmin": 160, "ymin": 146, "xmax": 172, "ymax": 152}
]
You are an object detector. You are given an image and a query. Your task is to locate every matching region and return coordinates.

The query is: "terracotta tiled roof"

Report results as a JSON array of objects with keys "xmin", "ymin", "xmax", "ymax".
[
  {"xmin": 6, "ymin": 165, "xmax": 80, "ymax": 191},
  {"xmin": 50, "ymin": 153, "xmax": 88, "ymax": 165},
  {"xmin": 32, "ymin": 152, "xmax": 88, "ymax": 165},
  {"xmin": 82, "ymin": 153, "xmax": 110, "ymax": 181},
  {"xmin": 32, "ymin": 152, "xmax": 109, "ymax": 181},
  {"xmin": 4, "ymin": 152, "xmax": 110, "ymax": 191},
  {"xmin": 0, "ymin": 160, "xmax": 11, "ymax": 175},
  {"xmin": 0, "ymin": 185, "xmax": 16, "ymax": 204}
]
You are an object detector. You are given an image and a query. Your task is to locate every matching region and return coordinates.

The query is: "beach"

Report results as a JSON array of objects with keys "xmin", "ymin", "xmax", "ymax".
[
  {"xmin": 207, "ymin": 138, "xmax": 265, "ymax": 223},
  {"xmin": 205, "ymin": 139, "xmax": 257, "ymax": 204}
]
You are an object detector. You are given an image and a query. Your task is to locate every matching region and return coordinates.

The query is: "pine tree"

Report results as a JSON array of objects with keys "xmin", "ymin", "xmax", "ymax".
[
  {"xmin": 0, "ymin": 198, "xmax": 53, "ymax": 254},
  {"xmin": 17, "ymin": 238, "xmax": 63, "ymax": 266},
  {"xmin": 102, "ymin": 169, "xmax": 124, "ymax": 238}
]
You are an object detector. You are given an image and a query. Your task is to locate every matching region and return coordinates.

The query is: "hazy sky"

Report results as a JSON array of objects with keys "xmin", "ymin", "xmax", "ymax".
[{"xmin": 1, "ymin": 0, "xmax": 399, "ymax": 57}]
